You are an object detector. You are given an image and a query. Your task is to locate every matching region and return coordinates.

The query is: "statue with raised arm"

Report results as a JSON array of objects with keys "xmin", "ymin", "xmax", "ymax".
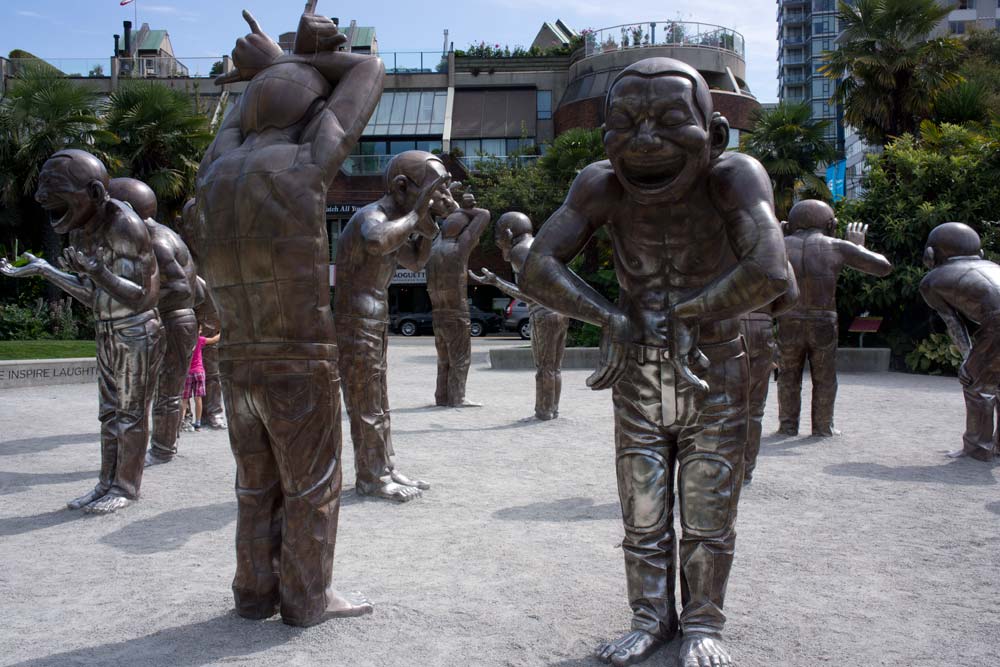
[
  {"xmin": 516, "ymin": 58, "xmax": 792, "ymax": 667},
  {"xmin": 1, "ymin": 150, "xmax": 164, "ymax": 514},
  {"xmin": 426, "ymin": 190, "xmax": 491, "ymax": 407},
  {"xmin": 177, "ymin": 198, "xmax": 226, "ymax": 430},
  {"xmin": 335, "ymin": 150, "xmax": 455, "ymax": 502},
  {"xmin": 471, "ymin": 212, "xmax": 569, "ymax": 420},
  {"xmin": 108, "ymin": 177, "xmax": 199, "ymax": 466},
  {"xmin": 776, "ymin": 200, "xmax": 892, "ymax": 437},
  {"xmin": 920, "ymin": 222, "xmax": 1000, "ymax": 462},
  {"xmin": 189, "ymin": 2, "xmax": 382, "ymax": 626}
]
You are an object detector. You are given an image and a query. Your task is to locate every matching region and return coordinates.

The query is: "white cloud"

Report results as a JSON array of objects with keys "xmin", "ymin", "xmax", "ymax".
[
  {"xmin": 143, "ymin": 4, "xmax": 179, "ymax": 13},
  {"xmin": 16, "ymin": 10, "xmax": 45, "ymax": 19}
]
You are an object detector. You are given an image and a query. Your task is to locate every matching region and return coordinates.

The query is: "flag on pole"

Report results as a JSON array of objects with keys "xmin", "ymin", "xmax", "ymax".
[{"xmin": 120, "ymin": 0, "xmax": 134, "ymax": 6}]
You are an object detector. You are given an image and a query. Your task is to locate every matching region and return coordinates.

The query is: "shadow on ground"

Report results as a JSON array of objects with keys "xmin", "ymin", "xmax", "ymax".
[
  {"xmin": 0, "ymin": 506, "xmax": 92, "ymax": 537},
  {"xmin": 0, "ymin": 469, "xmax": 98, "ymax": 495},
  {"xmin": 99, "ymin": 502, "xmax": 236, "ymax": 554},
  {"xmin": 0, "ymin": 433, "xmax": 99, "ymax": 457},
  {"xmin": 986, "ymin": 501, "xmax": 1000, "ymax": 515},
  {"xmin": 823, "ymin": 459, "xmax": 997, "ymax": 486},
  {"xmin": 494, "ymin": 497, "xmax": 619, "ymax": 522},
  {"xmin": 5, "ymin": 611, "xmax": 309, "ymax": 667}
]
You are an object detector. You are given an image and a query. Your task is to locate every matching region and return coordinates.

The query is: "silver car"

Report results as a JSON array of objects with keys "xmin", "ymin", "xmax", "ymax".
[{"xmin": 503, "ymin": 299, "xmax": 532, "ymax": 339}]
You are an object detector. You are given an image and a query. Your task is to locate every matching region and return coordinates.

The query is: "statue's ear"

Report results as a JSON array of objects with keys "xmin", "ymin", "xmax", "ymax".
[
  {"xmin": 709, "ymin": 112, "xmax": 730, "ymax": 159},
  {"xmin": 390, "ymin": 174, "xmax": 409, "ymax": 200},
  {"xmin": 87, "ymin": 180, "xmax": 108, "ymax": 204}
]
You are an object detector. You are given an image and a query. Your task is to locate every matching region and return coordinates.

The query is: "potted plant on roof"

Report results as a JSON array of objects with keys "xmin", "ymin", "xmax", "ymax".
[
  {"xmin": 631, "ymin": 26, "xmax": 643, "ymax": 47},
  {"xmin": 602, "ymin": 35, "xmax": 617, "ymax": 53}
]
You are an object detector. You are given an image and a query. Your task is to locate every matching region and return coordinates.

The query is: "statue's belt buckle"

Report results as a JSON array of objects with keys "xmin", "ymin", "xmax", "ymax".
[
  {"xmin": 632, "ymin": 344, "xmax": 671, "ymax": 364},
  {"xmin": 631, "ymin": 344, "xmax": 677, "ymax": 426}
]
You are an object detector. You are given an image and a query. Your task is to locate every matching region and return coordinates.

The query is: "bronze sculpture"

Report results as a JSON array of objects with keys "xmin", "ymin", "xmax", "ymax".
[
  {"xmin": 426, "ymin": 191, "xmax": 491, "ymax": 407},
  {"xmin": 920, "ymin": 222, "xmax": 1000, "ymax": 462},
  {"xmin": 517, "ymin": 58, "xmax": 792, "ymax": 667},
  {"xmin": 0, "ymin": 150, "xmax": 164, "ymax": 514},
  {"xmin": 776, "ymin": 200, "xmax": 892, "ymax": 437},
  {"xmin": 179, "ymin": 198, "xmax": 226, "ymax": 430},
  {"xmin": 471, "ymin": 212, "xmax": 569, "ymax": 420},
  {"xmin": 107, "ymin": 177, "xmax": 199, "ymax": 466},
  {"xmin": 190, "ymin": 3, "xmax": 381, "ymax": 625},
  {"xmin": 334, "ymin": 150, "xmax": 455, "ymax": 501}
]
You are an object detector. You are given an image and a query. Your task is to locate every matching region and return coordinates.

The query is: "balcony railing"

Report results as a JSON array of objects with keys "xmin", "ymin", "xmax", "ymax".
[
  {"xmin": 582, "ymin": 21, "xmax": 745, "ymax": 60},
  {"xmin": 4, "ymin": 56, "xmax": 222, "ymax": 78},
  {"xmin": 459, "ymin": 154, "xmax": 540, "ymax": 171},
  {"xmin": 380, "ymin": 51, "xmax": 448, "ymax": 74}
]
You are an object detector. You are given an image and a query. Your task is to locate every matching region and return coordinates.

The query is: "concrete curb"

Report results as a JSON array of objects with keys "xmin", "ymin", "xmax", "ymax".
[
  {"xmin": 0, "ymin": 357, "xmax": 98, "ymax": 389},
  {"xmin": 489, "ymin": 346, "xmax": 892, "ymax": 373}
]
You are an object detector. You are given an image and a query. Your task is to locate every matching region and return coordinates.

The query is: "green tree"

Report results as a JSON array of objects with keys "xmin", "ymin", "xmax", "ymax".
[
  {"xmin": 102, "ymin": 82, "xmax": 213, "ymax": 222},
  {"xmin": 820, "ymin": 0, "xmax": 964, "ymax": 146},
  {"xmin": 0, "ymin": 64, "xmax": 113, "ymax": 300},
  {"xmin": 835, "ymin": 121, "xmax": 1000, "ymax": 370},
  {"xmin": 933, "ymin": 27, "xmax": 1000, "ymax": 126},
  {"xmin": 740, "ymin": 101, "xmax": 835, "ymax": 220}
]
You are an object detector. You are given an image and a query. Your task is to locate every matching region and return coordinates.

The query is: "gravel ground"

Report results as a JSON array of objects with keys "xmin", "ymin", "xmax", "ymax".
[{"xmin": 0, "ymin": 336, "xmax": 997, "ymax": 667}]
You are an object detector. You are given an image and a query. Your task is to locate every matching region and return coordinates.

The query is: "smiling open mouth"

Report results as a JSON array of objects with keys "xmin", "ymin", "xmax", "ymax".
[
  {"xmin": 620, "ymin": 156, "xmax": 686, "ymax": 189},
  {"xmin": 43, "ymin": 201, "xmax": 71, "ymax": 227}
]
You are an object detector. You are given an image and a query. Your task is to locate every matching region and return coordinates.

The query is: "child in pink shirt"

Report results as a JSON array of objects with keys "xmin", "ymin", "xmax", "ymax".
[{"xmin": 182, "ymin": 325, "xmax": 221, "ymax": 431}]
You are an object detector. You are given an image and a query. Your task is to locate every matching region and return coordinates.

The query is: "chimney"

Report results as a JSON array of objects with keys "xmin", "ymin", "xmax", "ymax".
[
  {"xmin": 123, "ymin": 21, "xmax": 132, "ymax": 55},
  {"xmin": 114, "ymin": 34, "xmax": 120, "ymax": 56}
]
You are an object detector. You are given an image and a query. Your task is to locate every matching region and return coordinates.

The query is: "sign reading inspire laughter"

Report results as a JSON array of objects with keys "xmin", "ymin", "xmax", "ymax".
[{"xmin": 0, "ymin": 359, "xmax": 98, "ymax": 389}]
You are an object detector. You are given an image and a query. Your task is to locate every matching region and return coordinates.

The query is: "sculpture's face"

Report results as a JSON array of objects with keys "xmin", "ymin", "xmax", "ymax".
[
  {"xmin": 461, "ymin": 193, "xmax": 476, "ymax": 209},
  {"xmin": 923, "ymin": 246, "xmax": 937, "ymax": 269},
  {"xmin": 604, "ymin": 75, "xmax": 710, "ymax": 205},
  {"xmin": 34, "ymin": 160, "xmax": 98, "ymax": 234},
  {"xmin": 425, "ymin": 161, "xmax": 458, "ymax": 217}
]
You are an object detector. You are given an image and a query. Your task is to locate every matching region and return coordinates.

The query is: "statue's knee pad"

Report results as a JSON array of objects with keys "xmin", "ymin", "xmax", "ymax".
[
  {"xmin": 678, "ymin": 453, "xmax": 735, "ymax": 538},
  {"xmin": 616, "ymin": 448, "xmax": 671, "ymax": 533}
]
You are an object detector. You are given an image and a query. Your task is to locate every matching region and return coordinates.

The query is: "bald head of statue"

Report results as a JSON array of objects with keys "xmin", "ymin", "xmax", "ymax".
[
  {"xmin": 385, "ymin": 150, "xmax": 457, "ymax": 218},
  {"xmin": 603, "ymin": 57, "xmax": 730, "ymax": 205},
  {"xmin": 109, "ymin": 177, "xmax": 158, "ymax": 221},
  {"xmin": 495, "ymin": 212, "xmax": 533, "ymax": 261},
  {"xmin": 924, "ymin": 222, "xmax": 983, "ymax": 268},
  {"xmin": 34, "ymin": 149, "xmax": 110, "ymax": 234},
  {"xmin": 787, "ymin": 199, "xmax": 837, "ymax": 236}
]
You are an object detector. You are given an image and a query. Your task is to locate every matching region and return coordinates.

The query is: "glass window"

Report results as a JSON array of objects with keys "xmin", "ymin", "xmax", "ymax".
[
  {"xmin": 481, "ymin": 138, "xmax": 505, "ymax": 156},
  {"xmin": 389, "ymin": 94, "xmax": 407, "ymax": 125},
  {"xmin": 415, "ymin": 139, "xmax": 442, "ymax": 153},
  {"xmin": 389, "ymin": 140, "xmax": 416, "ymax": 155},
  {"xmin": 537, "ymin": 90, "xmax": 553, "ymax": 120}
]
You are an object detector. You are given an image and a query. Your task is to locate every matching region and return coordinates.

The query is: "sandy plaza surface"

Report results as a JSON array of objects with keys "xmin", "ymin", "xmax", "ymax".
[{"xmin": 0, "ymin": 336, "xmax": 998, "ymax": 667}]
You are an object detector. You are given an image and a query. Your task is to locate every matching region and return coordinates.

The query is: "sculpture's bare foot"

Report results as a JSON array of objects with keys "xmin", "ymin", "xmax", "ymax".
[
  {"xmin": 282, "ymin": 590, "xmax": 373, "ymax": 627},
  {"xmin": 812, "ymin": 426, "xmax": 841, "ymax": 437},
  {"xmin": 596, "ymin": 630, "xmax": 664, "ymax": 666},
  {"xmin": 776, "ymin": 425, "xmax": 798, "ymax": 436},
  {"xmin": 448, "ymin": 399, "xmax": 482, "ymax": 408},
  {"xmin": 67, "ymin": 485, "xmax": 109, "ymax": 510},
  {"xmin": 83, "ymin": 492, "xmax": 134, "ymax": 515},
  {"xmin": 359, "ymin": 480, "xmax": 422, "ymax": 503},
  {"xmin": 743, "ymin": 473, "xmax": 753, "ymax": 486},
  {"xmin": 206, "ymin": 417, "xmax": 228, "ymax": 430},
  {"xmin": 946, "ymin": 447, "xmax": 994, "ymax": 462},
  {"xmin": 679, "ymin": 633, "xmax": 732, "ymax": 667},
  {"xmin": 390, "ymin": 469, "xmax": 430, "ymax": 490},
  {"xmin": 144, "ymin": 451, "xmax": 172, "ymax": 467},
  {"xmin": 535, "ymin": 410, "xmax": 557, "ymax": 421}
]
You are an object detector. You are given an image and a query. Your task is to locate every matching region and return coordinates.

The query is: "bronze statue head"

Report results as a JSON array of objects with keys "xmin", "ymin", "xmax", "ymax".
[
  {"xmin": 461, "ymin": 193, "xmax": 476, "ymax": 209},
  {"xmin": 34, "ymin": 149, "xmax": 110, "ymax": 234},
  {"xmin": 924, "ymin": 222, "xmax": 983, "ymax": 268},
  {"xmin": 239, "ymin": 62, "xmax": 332, "ymax": 137},
  {"xmin": 109, "ymin": 177, "xmax": 157, "ymax": 221},
  {"xmin": 603, "ymin": 57, "xmax": 729, "ymax": 205},
  {"xmin": 385, "ymin": 150, "xmax": 457, "ymax": 217},
  {"xmin": 787, "ymin": 199, "xmax": 836, "ymax": 236},
  {"xmin": 495, "ymin": 212, "xmax": 532, "ymax": 261}
]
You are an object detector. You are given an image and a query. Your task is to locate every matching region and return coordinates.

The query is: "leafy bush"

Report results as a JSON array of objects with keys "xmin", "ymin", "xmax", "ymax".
[
  {"xmin": 566, "ymin": 321, "xmax": 602, "ymax": 348},
  {"xmin": 905, "ymin": 333, "xmax": 962, "ymax": 374},
  {"xmin": 0, "ymin": 297, "xmax": 84, "ymax": 341}
]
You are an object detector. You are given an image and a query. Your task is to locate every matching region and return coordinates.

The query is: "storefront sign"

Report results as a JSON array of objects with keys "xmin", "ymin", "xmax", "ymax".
[{"xmin": 392, "ymin": 269, "xmax": 427, "ymax": 285}]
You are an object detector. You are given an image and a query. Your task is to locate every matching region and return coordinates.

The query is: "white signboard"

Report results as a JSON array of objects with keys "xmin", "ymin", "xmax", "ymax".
[{"xmin": 392, "ymin": 269, "xmax": 427, "ymax": 285}]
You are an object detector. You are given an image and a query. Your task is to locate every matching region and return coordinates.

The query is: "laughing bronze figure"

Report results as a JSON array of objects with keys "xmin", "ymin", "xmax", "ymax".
[
  {"xmin": 517, "ymin": 58, "xmax": 791, "ymax": 667},
  {"xmin": 1, "ymin": 150, "xmax": 164, "ymax": 515}
]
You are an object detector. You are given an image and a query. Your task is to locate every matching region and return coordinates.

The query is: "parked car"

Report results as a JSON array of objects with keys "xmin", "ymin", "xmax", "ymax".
[
  {"xmin": 391, "ymin": 304, "xmax": 502, "ymax": 337},
  {"xmin": 504, "ymin": 299, "xmax": 532, "ymax": 339}
]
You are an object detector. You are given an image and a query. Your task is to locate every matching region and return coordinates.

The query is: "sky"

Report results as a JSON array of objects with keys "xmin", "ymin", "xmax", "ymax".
[{"xmin": 0, "ymin": 0, "xmax": 781, "ymax": 101}]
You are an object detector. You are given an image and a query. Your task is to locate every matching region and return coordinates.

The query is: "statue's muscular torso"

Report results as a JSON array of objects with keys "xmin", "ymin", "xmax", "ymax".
[
  {"xmin": 145, "ymin": 220, "xmax": 197, "ymax": 314},
  {"xmin": 334, "ymin": 202, "xmax": 401, "ymax": 322},
  {"xmin": 69, "ymin": 202, "xmax": 159, "ymax": 320},
  {"xmin": 426, "ymin": 218, "xmax": 472, "ymax": 312},
  {"xmin": 196, "ymin": 133, "xmax": 333, "ymax": 345},
  {"xmin": 921, "ymin": 258, "xmax": 1000, "ymax": 326},
  {"xmin": 588, "ymin": 159, "xmax": 746, "ymax": 347}
]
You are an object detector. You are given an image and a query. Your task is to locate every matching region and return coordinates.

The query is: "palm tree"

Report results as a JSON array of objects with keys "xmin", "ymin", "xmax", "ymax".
[
  {"xmin": 0, "ymin": 64, "xmax": 112, "ymax": 299},
  {"xmin": 740, "ymin": 101, "xmax": 836, "ymax": 220},
  {"xmin": 820, "ymin": 0, "xmax": 965, "ymax": 147},
  {"xmin": 102, "ymin": 82, "xmax": 213, "ymax": 222}
]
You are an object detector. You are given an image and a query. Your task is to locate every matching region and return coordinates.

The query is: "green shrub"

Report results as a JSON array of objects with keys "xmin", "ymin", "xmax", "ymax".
[
  {"xmin": 904, "ymin": 332, "xmax": 962, "ymax": 374},
  {"xmin": 566, "ymin": 321, "xmax": 601, "ymax": 348},
  {"xmin": 0, "ymin": 297, "xmax": 84, "ymax": 341}
]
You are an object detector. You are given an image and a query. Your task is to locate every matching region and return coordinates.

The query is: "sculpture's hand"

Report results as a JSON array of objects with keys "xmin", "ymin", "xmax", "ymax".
[
  {"xmin": 415, "ymin": 173, "xmax": 450, "ymax": 218},
  {"xmin": 587, "ymin": 311, "xmax": 632, "ymax": 391},
  {"xmin": 671, "ymin": 318, "xmax": 710, "ymax": 392},
  {"xmin": 65, "ymin": 246, "xmax": 104, "ymax": 277},
  {"xmin": 0, "ymin": 253, "xmax": 48, "ymax": 278},
  {"xmin": 468, "ymin": 268, "xmax": 497, "ymax": 285},
  {"xmin": 845, "ymin": 222, "xmax": 868, "ymax": 247},
  {"xmin": 214, "ymin": 10, "xmax": 283, "ymax": 85},
  {"xmin": 294, "ymin": 2, "xmax": 349, "ymax": 54},
  {"xmin": 958, "ymin": 359, "xmax": 975, "ymax": 387}
]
